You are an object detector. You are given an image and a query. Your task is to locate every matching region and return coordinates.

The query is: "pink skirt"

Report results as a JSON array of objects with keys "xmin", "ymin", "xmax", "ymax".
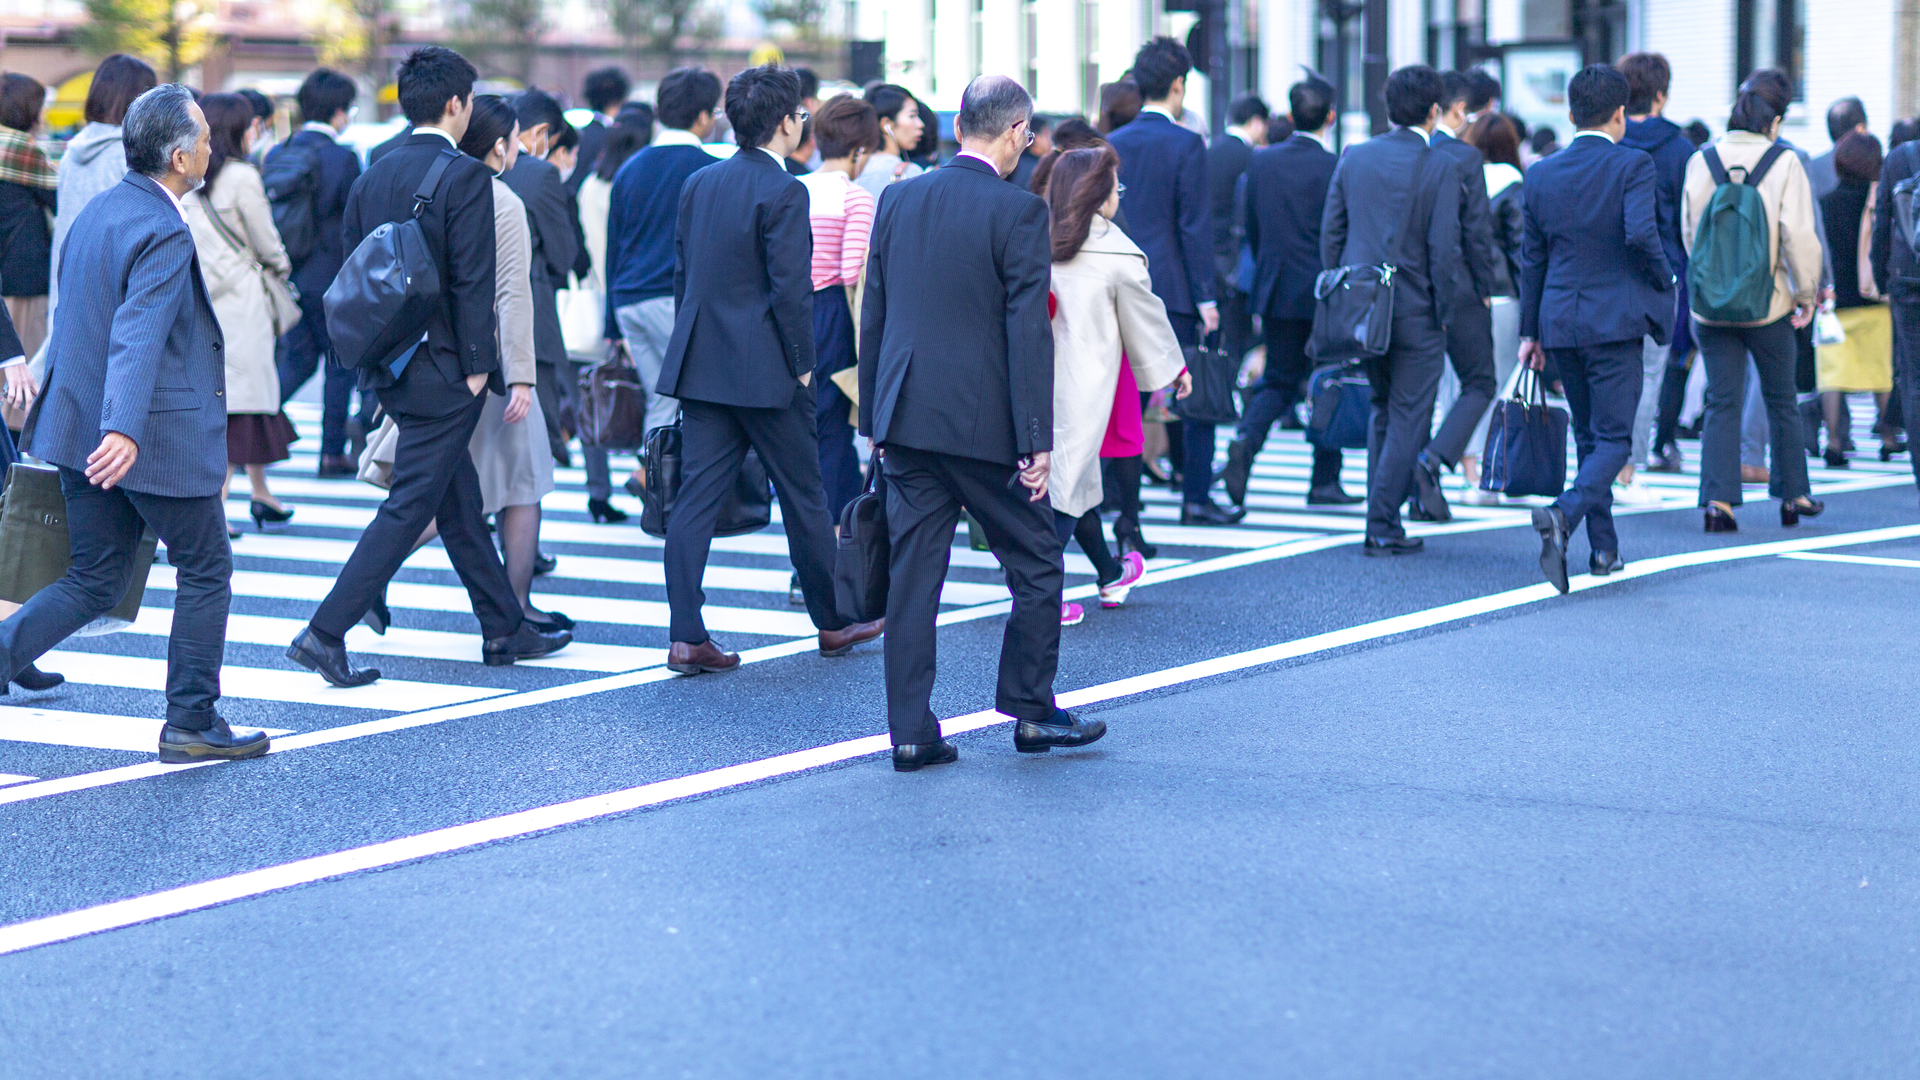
[{"xmin": 1100, "ymin": 356, "xmax": 1143, "ymax": 458}]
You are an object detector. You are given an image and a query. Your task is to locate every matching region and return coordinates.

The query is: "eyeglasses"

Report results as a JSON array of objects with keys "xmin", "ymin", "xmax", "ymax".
[
  {"xmin": 1018, "ymin": 119, "xmax": 1035, "ymax": 148},
  {"xmin": 792, "ymin": 108, "xmax": 810, "ymax": 124},
  {"xmin": 1116, "ymin": 181, "xmax": 1127, "ymax": 195}
]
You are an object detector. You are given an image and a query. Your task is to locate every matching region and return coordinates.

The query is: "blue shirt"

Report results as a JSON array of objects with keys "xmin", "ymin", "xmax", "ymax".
[{"xmin": 603, "ymin": 142, "xmax": 719, "ymax": 335}]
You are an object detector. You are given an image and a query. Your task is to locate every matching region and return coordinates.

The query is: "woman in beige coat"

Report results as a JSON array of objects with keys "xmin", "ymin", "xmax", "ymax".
[
  {"xmin": 185, "ymin": 92, "xmax": 297, "ymax": 531},
  {"xmin": 1046, "ymin": 146, "xmax": 1188, "ymax": 621}
]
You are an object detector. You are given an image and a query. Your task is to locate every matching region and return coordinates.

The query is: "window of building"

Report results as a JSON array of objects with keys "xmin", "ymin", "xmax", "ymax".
[{"xmin": 1737, "ymin": 0, "xmax": 1806, "ymax": 98}]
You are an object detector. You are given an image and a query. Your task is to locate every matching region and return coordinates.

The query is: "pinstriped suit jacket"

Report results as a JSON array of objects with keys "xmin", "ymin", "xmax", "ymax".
[{"xmin": 24, "ymin": 173, "xmax": 227, "ymax": 498}]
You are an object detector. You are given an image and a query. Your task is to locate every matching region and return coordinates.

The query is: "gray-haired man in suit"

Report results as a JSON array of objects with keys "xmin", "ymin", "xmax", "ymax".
[{"xmin": 2, "ymin": 84, "xmax": 267, "ymax": 763}]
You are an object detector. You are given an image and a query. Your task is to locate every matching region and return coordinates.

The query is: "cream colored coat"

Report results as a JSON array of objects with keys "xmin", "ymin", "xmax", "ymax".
[
  {"xmin": 1048, "ymin": 217, "xmax": 1186, "ymax": 517},
  {"xmin": 184, "ymin": 161, "xmax": 292, "ymax": 413},
  {"xmin": 1681, "ymin": 130, "xmax": 1823, "ymax": 327}
]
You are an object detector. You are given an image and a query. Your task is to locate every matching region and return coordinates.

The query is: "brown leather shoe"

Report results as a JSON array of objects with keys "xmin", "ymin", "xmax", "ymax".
[
  {"xmin": 666, "ymin": 639, "xmax": 740, "ymax": 675},
  {"xmin": 819, "ymin": 618, "xmax": 884, "ymax": 657}
]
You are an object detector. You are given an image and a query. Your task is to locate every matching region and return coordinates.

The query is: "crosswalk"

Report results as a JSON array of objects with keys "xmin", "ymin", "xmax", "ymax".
[{"xmin": 0, "ymin": 396, "xmax": 1909, "ymax": 780}]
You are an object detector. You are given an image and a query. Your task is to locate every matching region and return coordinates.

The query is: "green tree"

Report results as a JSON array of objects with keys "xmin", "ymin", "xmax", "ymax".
[
  {"xmin": 600, "ymin": 0, "xmax": 714, "ymax": 64},
  {"xmin": 752, "ymin": 0, "xmax": 829, "ymax": 41},
  {"xmin": 318, "ymin": 0, "xmax": 399, "ymax": 84},
  {"xmin": 466, "ymin": 0, "xmax": 549, "ymax": 84},
  {"xmin": 78, "ymin": 0, "xmax": 214, "ymax": 82}
]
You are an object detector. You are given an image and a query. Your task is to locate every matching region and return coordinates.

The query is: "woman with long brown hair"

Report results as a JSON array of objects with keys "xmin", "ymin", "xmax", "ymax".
[{"xmin": 1047, "ymin": 146, "xmax": 1188, "ymax": 624}]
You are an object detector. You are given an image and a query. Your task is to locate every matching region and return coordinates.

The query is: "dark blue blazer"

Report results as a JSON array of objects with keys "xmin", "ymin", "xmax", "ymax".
[
  {"xmin": 1245, "ymin": 133, "xmax": 1337, "ymax": 322},
  {"xmin": 1106, "ymin": 112, "xmax": 1214, "ymax": 316},
  {"xmin": 270, "ymin": 127, "xmax": 362, "ymax": 298},
  {"xmin": 1321, "ymin": 127, "xmax": 1472, "ymax": 325},
  {"xmin": 1517, "ymin": 134, "xmax": 1676, "ymax": 349},
  {"xmin": 26, "ymin": 174, "xmax": 226, "ymax": 497}
]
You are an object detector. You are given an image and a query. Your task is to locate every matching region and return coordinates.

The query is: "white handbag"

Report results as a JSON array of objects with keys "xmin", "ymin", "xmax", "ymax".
[
  {"xmin": 356, "ymin": 413, "xmax": 400, "ymax": 490},
  {"xmin": 557, "ymin": 274, "xmax": 604, "ymax": 357}
]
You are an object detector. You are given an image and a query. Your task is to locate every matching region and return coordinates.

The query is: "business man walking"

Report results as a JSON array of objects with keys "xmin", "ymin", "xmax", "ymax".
[
  {"xmin": 0, "ymin": 86, "xmax": 263, "ymax": 761},
  {"xmin": 1321, "ymin": 66, "xmax": 1475, "ymax": 555},
  {"xmin": 861, "ymin": 75, "xmax": 1104, "ymax": 771},
  {"xmin": 289, "ymin": 47, "xmax": 569, "ymax": 685},
  {"xmin": 1519, "ymin": 64, "xmax": 1676, "ymax": 592},
  {"xmin": 658, "ymin": 64, "xmax": 882, "ymax": 675}
]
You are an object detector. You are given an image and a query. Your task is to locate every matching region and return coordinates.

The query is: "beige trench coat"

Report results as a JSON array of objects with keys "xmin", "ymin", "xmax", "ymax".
[
  {"xmin": 184, "ymin": 161, "xmax": 291, "ymax": 414},
  {"xmin": 1048, "ymin": 217, "xmax": 1186, "ymax": 518},
  {"xmin": 469, "ymin": 176, "xmax": 554, "ymax": 514}
]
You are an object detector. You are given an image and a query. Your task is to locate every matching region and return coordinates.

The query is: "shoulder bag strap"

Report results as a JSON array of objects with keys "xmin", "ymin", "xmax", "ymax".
[
  {"xmin": 411, "ymin": 148, "xmax": 460, "ymax": 218},
  {"xmin": 1386, "ymin": 145, "xmax": 1437, "ymax": 275},
  {"xmin": 1746, "ymin": 143, "xmax": 1789, "ymax": 188},
  {"xmin": 1702, "ymin": 146, "xmax": 1731, "ymax": 187},
  {"xmin": 196, "ymin": 190, "xmax": 254, "ymax": 260}
]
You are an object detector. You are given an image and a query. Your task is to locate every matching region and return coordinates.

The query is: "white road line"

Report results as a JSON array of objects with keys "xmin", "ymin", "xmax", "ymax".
[
  {"xmin": 2, "ymin": 521, "xmax": 1917, "ymax": 957},
  {"xmin": 0, "ymin": 707, "xmax": 289, "ymax": 753},
  {"xmin": 39, "ymin": 651, "xmax": 506, "ymax": 712},
  {"xmin": 1778, "ymin": 552, "xmax": 1920, "ymax": 569},
  {"xmin": 0, "ymin": 774, "xmax": 37, "ymax": 786}
]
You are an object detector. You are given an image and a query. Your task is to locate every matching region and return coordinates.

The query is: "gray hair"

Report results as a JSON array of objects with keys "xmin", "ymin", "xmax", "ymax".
[
  {"xmin": 957, "ymin": 75, "xmax": 1032, "ymax": 142},
  {"xmin": 122, "ymin": 84, "xmax": 199, "ymax": 178}
]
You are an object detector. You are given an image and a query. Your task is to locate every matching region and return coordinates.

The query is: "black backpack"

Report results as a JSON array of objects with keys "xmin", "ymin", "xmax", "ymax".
[
  {"xmin": 323, "ymin": 149, "xmax": 459, "ymax": 378},
  {"xmin": 260, "ymin": 137, "xmax": 322, "ymax": 267}
]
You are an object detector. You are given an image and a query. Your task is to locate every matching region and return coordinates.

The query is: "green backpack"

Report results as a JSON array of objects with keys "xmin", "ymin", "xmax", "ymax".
[{"xmin": 1688, "ymin": 143, "xmax": 1788, "ymax": 323}]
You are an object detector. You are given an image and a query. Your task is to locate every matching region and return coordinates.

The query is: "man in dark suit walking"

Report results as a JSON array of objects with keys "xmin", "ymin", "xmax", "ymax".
[
  {"xmin": 658, "ymin": 64, "xmax": 882, "ymax": 676},
  {"xmin": 1108, "ymin": 36, "xmax": 1240, "ymax": 525},
  {"xmin": 289, "ymin": 47, "xmax": 569, "ymax": 685},
  {"xmin": 2, "ymin": 86, "xmax": 265, "ymax": 761},
  {"xmin": 503, "ymin": 88, "xmax": 579, "ymax": 464},
  {"xmin": 1225, "ymin": 73, "xmax": 1357, "ymax": 507},
  {"xmin": 1519, "ymin": 65, "xmax": 1675, "ymax": 592},
  {"xmin": 1321, "ymin": 65, "xmax": 1475, "ymax": 555},
  {"xmin": 1208, "ymin": 92, "xmax": 1267, "ymax": 368},
  {"xmin": 861, "ymin": 74, "xmax": 1105, "ymax": 772}
]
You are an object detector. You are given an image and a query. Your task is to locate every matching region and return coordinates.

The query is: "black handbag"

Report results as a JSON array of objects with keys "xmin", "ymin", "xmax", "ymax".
[
  {"xmin": 1305, "ymin": 361, "xmax": 1371, "ymax": 449},
  {"xmin": 638, "ymin": 419, "xmax": 775, "ymax": 539},
  {"xmin": 1480, "ymin": 368, "xmax": 1569, "ymax": 498},
  {"xmin": 1171, "ymin": 333, "xmax": 1240, "ymax": 425},
  {"xmin": 833, "ymin": 467, "xmax": 888, "ymax": 623},
  {"xmin": 0, "ymin": 463, "xmax": 156, "ymax": 634},
  {"xmin": 576, "ymin": 341, "xmax": 647, "ymax": 451},
  {"xmin": 1308, "ymin": 146, "xmax": 1435, "ymax": 363},
  {"xmin": 323, "ymin": 148, "xmax": 458, "ymax": 378}
]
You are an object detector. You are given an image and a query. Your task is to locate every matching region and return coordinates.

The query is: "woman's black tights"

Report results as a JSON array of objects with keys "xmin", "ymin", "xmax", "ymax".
[{"xmin": 1055, "ymin": 507, "xmax": 1122, "ymax": 586}]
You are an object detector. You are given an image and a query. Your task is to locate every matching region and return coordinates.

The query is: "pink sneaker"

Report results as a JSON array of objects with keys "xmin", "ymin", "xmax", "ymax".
[
  {"xmin": 1060, "ymin": 601, "xmax": 1085, "ymax": 626},
  {"xmin": 1098, "ymin": 551, "xmax": 1148, "ymax": 608}
]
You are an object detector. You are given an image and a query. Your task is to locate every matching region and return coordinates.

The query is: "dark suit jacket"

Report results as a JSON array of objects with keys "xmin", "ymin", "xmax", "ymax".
[
  {"xmin": 1430, "ymin": 128, "xmax": 1500, "ymax": 308},
  {"xmin": 570, "ymin": 117, "xmax": 608, "ymax": 196},
  {"xmin": 367, "ymin": 125, "xmax": 411, "ymax": 167},
  {"xmin": 659, "ymin": 147, "xmax": 814, "ymax": 408},
  {"xmin": 26, "ymin": 174, "xmax": 225, "ymax": 497},
  {"xmin": 1517, "ymin": 134, "xmax": 1676, "ymax": 348},
  {"xmin": 1873, "ymin": 140, "xmax": 1920, "ymax": 300},
  {"xmin": 271, "ymin": 127, "xmax": 363, "ymax": 298},
  {"xmin": 501, "ymin": 153, "xmax": 577, "ymax": 366},
  {"xmin": 341, "ymin": 132, "xmax": 500, "ymax": 414},
  {"xmin": 1107, "ymin": 112, "xmax": 1214, "ymax": 315},
  {"xmin": 1245, "ymin": 133, "xmax": 1336, "ymax": 322},
  {"xmin": 1321, "ymin": 127, "xmax": 1472, "ymax": 325},
  {"xmin": 1207, "ymin": 133, "xmax": 1254, "ymax": 280},
  {"xmin": 859, "ymin": 155, "xmax": 1052, "ymax": 465}
]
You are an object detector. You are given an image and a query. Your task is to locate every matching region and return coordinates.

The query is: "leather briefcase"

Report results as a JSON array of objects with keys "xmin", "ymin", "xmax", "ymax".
[
  {"xmin": 833, "ymin": 467, "xmax": 888, "ymax": 623},
  {"xmin": 1480, "ymin": 369, "xmax": 1569, "ymax": 498},
  {"xmin": 576, "ymin": 341, "xmax": 648, "ymax": 451},
  {"xmin": 1308, "ymin": 146, "xmax": 1435, "ymax": 364},
  {"xmin": 638, "ymin": 420, "xmax": 774, "ymax": 540},
  {"xmin": 0, "ymin": 463, "xmax": 157, "ymax": 634}
]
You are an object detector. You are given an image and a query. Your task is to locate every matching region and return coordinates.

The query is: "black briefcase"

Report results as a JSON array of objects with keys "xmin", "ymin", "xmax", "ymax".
[
  {"xmin": 1307, "ymin": 145, "xmax": 1435, "ymax": 364},
  {"xmin": 833, "ymin": 468, "xmax": 888, "ymax": 623},
  {"xmin": 638, "ymin": 419, "xmax": 774, "ymax": 540},
  {"xmin": 1480, "ymin": 369, "xmax": 1569, "ymax": 498}
]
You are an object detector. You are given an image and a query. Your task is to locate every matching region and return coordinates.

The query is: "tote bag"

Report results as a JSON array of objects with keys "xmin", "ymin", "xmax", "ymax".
[
  {"xmin": 0, "ymin": 463, "xmax": 156, "ymax": 634},
  {"xmin": 1480, "ymin": 368, "xmax": 1569, "ymax": 498}
]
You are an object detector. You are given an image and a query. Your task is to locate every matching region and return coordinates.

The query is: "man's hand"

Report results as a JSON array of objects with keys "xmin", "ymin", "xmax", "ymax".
[
  {"xmin": 1197, "ymin": 302, "xmax": 1220, "ymax": 335},
  {"xmin": 466, "ymin": 372, "xmax": 488, "ymax": 396},
  {"xmin": 1018, "ymin": 451, "xmax": 1050, "ymax": 503},
  {"xmin": 3, "ymin": 364, "xmax": 37, "ymax": 412},
  {"xmin": 1790, "ymin": 303, "xmax": 1816, "ymax": 329},
  {"xmin": 85, "ymin": 432, "xmax": 138, "ymax": 489},
  {"xmin": 502, "ymin": 384, "xmax": 532, "ymax": 424},
  {"xmin": 1172, "ymin": 370, "xmax": 1194, "ymax": 399},
  {"xmin": 1518, "ymin": 338, "xmax": 1547, "ymax": 371}
]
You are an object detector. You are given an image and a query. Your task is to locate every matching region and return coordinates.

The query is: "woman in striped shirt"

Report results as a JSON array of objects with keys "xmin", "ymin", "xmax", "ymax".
[{"xmin": 798, "ymin": 95, "xmax": 882, "ymax": 522}]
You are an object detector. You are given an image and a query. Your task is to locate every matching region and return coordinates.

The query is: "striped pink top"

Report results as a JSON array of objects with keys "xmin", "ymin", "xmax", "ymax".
[{"xmin": 798, "ymin": 170, "xmax": 875, "ymax": 290}]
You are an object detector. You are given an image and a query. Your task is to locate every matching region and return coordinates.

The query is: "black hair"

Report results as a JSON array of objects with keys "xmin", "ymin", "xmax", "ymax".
[
  {"xmin": 548, "ymin": 118, "xmax": 578, "ymax": 153},
  {"xmin": 199, "ymin": 91, "xmax": 253, "ymax": 190},
  {"xmin": 513, "ymin": 87, "xmax": 566, "ymax": 141},
  {"xmin": 1890, "ymin": 117, "xmax": 1920, "ymax": 152},
  {"xmin": 1729, "ymin": 69, "xmax": 1792, "ymax": 135},
  {"xmin": 456, "ymin": 93, "xmax": 517, "ymax": 163},
  {"xmin": 1439, "ymin": 70, "xmax": 1471, "ymax": 112},
  {"xmin": 84, "ymin": 53, "xmax": 158, "ymax": 126},
  {"xmin": 0, "ymin": 73, "xmax": 44, "ymax": 132},
  {"xmin": 1834, "ymin": 130, "xmax": 1883, "ymax": 184},
  {"xmin": 655, "ymin": 67, "xmax": 722, "ymax": 131},
  {"xmin": 297, "ymin": 68, "xmax": 357, "ymax": 126},
  {"xmin": 1228, "ymin": 92, "xmax": 1269, "ymax": 127},
  {"xmin": 1130, "ymin": 36, "xmax": 1191, "ymax": 102},
  {"xmin": 1827, "ymin": 96, "xmax": 1867, "ymax": 144},
  {"xmin": 1098, "ymin": 79, "xmax": 1141, "ymax": 133},
  {"xmin": 1616, "ymin": 53, "xmax": 1669, "ymax": 115},
  {"xmin": 864, "ymin": 83, "xmax": 916, "ymax": 125},
  {"xmin": 1567, "ymin": 64, "xmax": 1629, "ymax": 129},
  {"xmin": 1268, "ymin": 115, "xmax": 1294, "ymax": 142},
  {"xmin": 1466, "ymin": 70, "xmax": 1501, "ymax": 113},
  {"xmin": 396, "ymin": 46, "xmax": 477, "ymax": 128},
  {"xmin": 725, "ymin": 64, "xmax": 800, "ymax": 149},
  {"xmin": 907, "ymin": 95, "xmax": 940, "ymax": 161},
  {"xmin": 1384, "ymin": 65, "xmax": 1443, "ymax": 128},
  {"xmin": 583, "ymin": 66, "xmax": 630, "ymax": 113},
  {"xmin": 237, "ymin": 88, "xmax": 273, "ymax": 121},
  {"xmin": 1030, "ymin": 112, "xmax": 1053, "ymax": 135},
  {"xmin": 793, "ymin": 66, "xmax": 819, "ymax": 102},
  {"xmin": 1288, "ymin": 72, "xmax": 1335, "ymax": 132},
  {"xmin": 1529, "ymin": 126, "xmax": 1559, "ymax": 155},
  {"xmin": 595, "ymin": 119, "xmax": 650, "ymax": 180},
  {"xmin": 1684, "ymin": 119, "xmax": 1711, "ymax": 146}
]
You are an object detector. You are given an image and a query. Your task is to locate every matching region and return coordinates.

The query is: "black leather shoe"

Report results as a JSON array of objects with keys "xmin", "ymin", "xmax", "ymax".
[
  {"xmin": 361, "ymin": 594, "xmax": 391, "ymax": 636},
  {"xmin": 1781, "ymin": 497, "xmax": 1825, "ymax": 526},
  {"xmin": 158, "ymin": 715, "xmax": 271, "ymax": 764},
  {"xmin": 1362, "ymin": 535, "xmax": 1423, "ymax": 556},
  {"xmin": 1647, "ymin": 447, "xmax": 1684, "ymax": 474},
  {"xmin": 1532, "ymin": 505, "xmax": 1570, "ymax": 594},
  {"xmin": 789, "ymin": 572, "xmax": 806, "ymax": 606},
  {"xmin": 483, "ymin": 622, "xmax": 572, "ymax": 666},
  {"xmin": 533, "ymin": 552, "xmax": 557, "ymax": 576},
  {"xmin": 1180, "ymin": 500, "xmax": 1246, "ymax": 526},
  {"xmin": 1014, "ymin": 708, "xmax": 1107, "ymax": 753},
  {"xmin": 1411, "ymin": 450, "xmax": 1452, "ymax": 522},
  {"xmin": 1589, "ymin": 550, "xmax": 1625, "ymax": 575},
  {"xmin": 316, "ymin": 454, "xmax": 356, "ymax": 478},
  {"xmin": 1222, "ymin": 438, "xmax": 1253, "ymax": 506},
  {"xmin": 1306, "ymin": 484, "xmax": 1362, "ymax": 506},
  {"xmin": 892, "ymin": 740, "xmax": 959, "ymax": 772},
  {"xmin": 1704, "ymin": 504, "xmax": 1738, "ymax": 533},
  {"xmin": 587, "ymin": 498, "xmax": 628, "ymax": 523},
  {"xmin": 11, "ymin": 664, "xmax": 63, "ymax": 692},
  {"xmin": 528, "ymin": 610, "xmax": 574, "ymax": 632},
  {"xmin": 286, "ymin": 628, "xmax": 381, "ymax": 687}
]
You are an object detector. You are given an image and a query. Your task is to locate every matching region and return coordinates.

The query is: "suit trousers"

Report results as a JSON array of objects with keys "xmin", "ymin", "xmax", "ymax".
[
  {"xmin": 311, "ymin": 392, "xmax": 523, "ymax": 640},
  {"xmin": 1427, "ymin": 300, "xmax": 1496, "ymax": 467},
  {"xmin": 1364, "ymin": 310, "xmax": 1448, "ymax": 540},
  {"xmin": 1893, "ymin": 298, "xmax": 1920, "ymax": 488},
  {"xmin": 0, "ymin": 467, "xmax": 228, "ymax": 728},
  {"xmin": 881, "ymin": 444, "xmax": 1062, "ymax": 746},
  {"xmin": 1549, "ymin": 339, "xmax": 1644, "ymax": 555},
  {"xmin": 279, "ymin": 287, "xmax": 372, "ymax": 458},
  {"xmin": 1168, "ymin": 313, "xmax": 1221, "ymax": 506},
  {"xmin": 1217, "ymin": 276, "xmax": 1255, "ymax": 366},
  {"xmin": 1696, "ymin": 317, "xmax": 1809, "ymax": 506},
  {"xmin": 665, "ymin": 388, "xmax": 848, "ymax": 644},
  {"xmin": 1240, "ymin": 317, "xmax": 1341, "ymax": 487}
]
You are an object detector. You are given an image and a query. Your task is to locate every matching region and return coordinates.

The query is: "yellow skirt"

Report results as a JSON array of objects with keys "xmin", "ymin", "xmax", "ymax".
[{"xmin": 1815, "ymin": 304, "xmax": 1893, "ymax": 392}]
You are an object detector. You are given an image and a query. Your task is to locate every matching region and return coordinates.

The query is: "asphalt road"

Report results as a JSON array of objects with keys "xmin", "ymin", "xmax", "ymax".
[{"xmin": 0, "ymin": 423, "xmax": 1916, "ymax": 1077}]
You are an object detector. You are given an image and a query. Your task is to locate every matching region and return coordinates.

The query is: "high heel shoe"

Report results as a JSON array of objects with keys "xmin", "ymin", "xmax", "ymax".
[
  {"xmin": 1704, "ymin": 504, "xmax": 1738, "ymax": 533},
  {"xmin": 1882, "ymin": 441, "xmax": 1908, "ymax": 462},
  {"xmin": 250, "ymin": 500, "xmax": 294, "ymax": 531},
  {"xmin": 1823, "ymin": 448, "xmax": 1849, "ymax": 470},
  {"xmin": 587, "ymin": 498, "xmax": 628, "ymax": 524},
  {"xmin": 1113, "ymin": 517, "xmax": 1157, "ymax": 560},
  {"xmin": 1781, "ymin": 497, "xmax": 1824, "ymax": 527}
]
